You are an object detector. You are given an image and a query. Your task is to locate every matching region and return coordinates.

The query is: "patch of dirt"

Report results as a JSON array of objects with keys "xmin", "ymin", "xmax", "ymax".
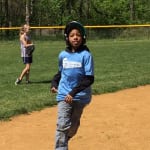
[{"xmin": 0, "ymin": 85, "xmax": 150, "ymax": 150}]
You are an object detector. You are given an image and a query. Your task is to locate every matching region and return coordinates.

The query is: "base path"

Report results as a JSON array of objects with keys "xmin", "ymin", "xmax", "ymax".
[{"xmin": 0, "ymin": 85, "xmax": 150, "ymax": 150}]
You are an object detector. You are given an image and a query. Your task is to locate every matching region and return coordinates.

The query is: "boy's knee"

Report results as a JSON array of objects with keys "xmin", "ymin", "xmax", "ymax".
[{"xmin": 57, "ymin": 123, "xmax": 70, "ymax": 132}]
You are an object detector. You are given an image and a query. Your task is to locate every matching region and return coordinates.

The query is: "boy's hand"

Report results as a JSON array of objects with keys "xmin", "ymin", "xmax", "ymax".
[
  {"xmin": 51, "ymin": 87, "xmax": 58, "ymax": 93},
  {"xmin": 65, "ymin": 94, "xmax": 73, "ymax": 104}
]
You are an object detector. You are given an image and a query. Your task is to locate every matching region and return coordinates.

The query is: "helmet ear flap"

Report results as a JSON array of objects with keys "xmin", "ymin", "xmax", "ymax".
[{"xmin": 64, "ymin": 33, "xmax": 68, "ymax": 41}]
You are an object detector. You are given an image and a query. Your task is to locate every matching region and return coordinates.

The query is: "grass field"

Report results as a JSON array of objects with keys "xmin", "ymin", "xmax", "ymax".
[{"xmin": 0, "ymin": 39, "xmax": 150, "ymax": 120}]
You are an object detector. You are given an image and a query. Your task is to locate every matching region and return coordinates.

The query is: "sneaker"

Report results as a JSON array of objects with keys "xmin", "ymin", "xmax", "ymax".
[
  {"xmin": 15, "ymin": 78, "xmax": 21, "ymax": 85},
  {"xmin": 26, "ymin": 80, "xmax": 31, "ymax": 84}
]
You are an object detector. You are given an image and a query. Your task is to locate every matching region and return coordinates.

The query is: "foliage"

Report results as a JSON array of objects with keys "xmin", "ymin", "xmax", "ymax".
[{"xmin": 0, "ymin": 0, "xmax": 150, "ymax": 28}]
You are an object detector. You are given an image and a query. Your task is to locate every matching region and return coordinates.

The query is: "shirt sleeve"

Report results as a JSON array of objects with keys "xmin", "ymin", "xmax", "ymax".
[
  {"xmin": 69, "ymin": 52, "xmax": 94, "ymax": 97},
  {"xmin": 84, "ymin": 53, "xmax": 94, "ymax": 76},
  {"xmin": 69, "ymin": 75, "xmax": 94, "ymax": 97}
]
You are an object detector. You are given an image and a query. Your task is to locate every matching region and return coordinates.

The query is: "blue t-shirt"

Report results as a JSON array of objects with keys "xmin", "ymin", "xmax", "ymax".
[{"xmin": 56, "ymin": 49, "xmax": 94, "ymax": 104}]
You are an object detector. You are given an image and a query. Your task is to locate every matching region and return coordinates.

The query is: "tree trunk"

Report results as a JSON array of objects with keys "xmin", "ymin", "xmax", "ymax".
[
  {"xmin": 26, "ymin": 0, "xmax": 30, "ymax": 25},
  {"xmin": 4, "ymin": 0, "xmax": 9, "ymax": 36},
  {"xmin": 130, "ymin": 0, "xmax": 134, "ymax": 21}
]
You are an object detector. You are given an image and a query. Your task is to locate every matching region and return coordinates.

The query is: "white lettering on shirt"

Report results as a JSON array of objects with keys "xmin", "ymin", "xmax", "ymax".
[{"xmin": 63, "ymin": 58, "xmax": 82, "ymax": 68}]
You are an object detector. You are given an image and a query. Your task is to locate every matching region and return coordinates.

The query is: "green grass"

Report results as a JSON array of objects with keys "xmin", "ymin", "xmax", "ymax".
[{"xmin": 0, "ymin": 39, "xmax": 150, "ymax": 120}]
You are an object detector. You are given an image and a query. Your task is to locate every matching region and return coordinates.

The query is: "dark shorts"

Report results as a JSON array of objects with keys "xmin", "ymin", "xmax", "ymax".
[{"xmin": 22, "ymin": 57, "xmax": 32, "ymax": 64}]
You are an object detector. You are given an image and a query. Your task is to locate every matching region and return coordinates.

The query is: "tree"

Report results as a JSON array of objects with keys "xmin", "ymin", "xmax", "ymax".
[
  {"xmin": 0, "ymin": 0, "xmax": 150, "ymax": 28},
  {"xmin": 129, "ymin": 0, "xmax": 134, "ymax": 21}
]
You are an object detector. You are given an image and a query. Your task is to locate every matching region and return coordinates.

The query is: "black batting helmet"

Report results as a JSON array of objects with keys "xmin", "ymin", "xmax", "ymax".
[{"xmin": 64, "ymin": 21, "xmax": 86, "ymax": 45}]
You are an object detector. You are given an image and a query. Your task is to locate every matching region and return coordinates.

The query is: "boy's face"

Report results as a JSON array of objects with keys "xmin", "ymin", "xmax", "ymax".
[{"xmin": 68, "ymin": 29, "xmax": 83, "ymax": 49}]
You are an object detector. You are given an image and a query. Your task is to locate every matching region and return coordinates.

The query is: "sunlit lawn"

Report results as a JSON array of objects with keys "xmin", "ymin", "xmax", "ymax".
[{"xmin": 0, "ymin": 39, "xmax": 150, "ymax": 120}]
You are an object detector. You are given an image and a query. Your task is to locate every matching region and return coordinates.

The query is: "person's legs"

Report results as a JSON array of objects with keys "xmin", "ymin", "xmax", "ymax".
[
  {"xmin": 15, "ymin": 57, "xmax": 32, "ymax": 85},
  {"xmin": 15, "ymin": 56, "xmax": 32, "ymax": 85},
  {"xmin": 25, "ymin": 63, "xmax": 31, "ymax": 82},
  {"xmin": 19, "ymin": 63, "xmax": 30, "ymax": 80},
  {"xmin": 55, "ymin": 101, "xmax": 86, "ymax": 150},
  {"xmin": 15, "ymin": 63, "xmax": 31, "ymax": 85},
  {"xmin": 55, "ymin": 101, "xmax": 72, "ymax": 150},
  {"xmin": 68, "ymin": 102, "xmax": 86, "ymax": 139},
  {"xmin": 24, "ymin": 57, "xmax": 32, "ymax": 83}
]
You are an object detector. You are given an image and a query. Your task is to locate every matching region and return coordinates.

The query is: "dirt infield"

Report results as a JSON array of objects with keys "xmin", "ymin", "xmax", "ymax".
[{"xmin": 0, "ymin": 85, "xmax": 150, "ymax": 150}]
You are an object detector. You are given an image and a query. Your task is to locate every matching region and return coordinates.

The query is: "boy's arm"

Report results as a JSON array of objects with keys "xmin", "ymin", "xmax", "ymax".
[
  {"xmin": 51, "ymin": 71, "xmax": 61, "ymax": 89},
  {"xmin": 69, "ymin": 75, "xmax": 94, "ymax": 97}
]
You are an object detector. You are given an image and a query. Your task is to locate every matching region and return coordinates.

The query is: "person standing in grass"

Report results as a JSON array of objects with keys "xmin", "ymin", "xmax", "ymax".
[
  {"xmin": 51, "ymin": 21, "xmax": 94, "ymax": 150},
  {"xmin": 15, "ymin": 24, "xmax": 34, "ymax": 85}
]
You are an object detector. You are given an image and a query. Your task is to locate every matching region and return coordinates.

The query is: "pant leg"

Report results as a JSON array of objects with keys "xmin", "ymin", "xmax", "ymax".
[
  {"xmin": 68, "ymin": 102, "xmax": 86, "ymax": 138},
  {"xmin": 55, "ymin": 101, "xmax": 72, "ymax": 150}
]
